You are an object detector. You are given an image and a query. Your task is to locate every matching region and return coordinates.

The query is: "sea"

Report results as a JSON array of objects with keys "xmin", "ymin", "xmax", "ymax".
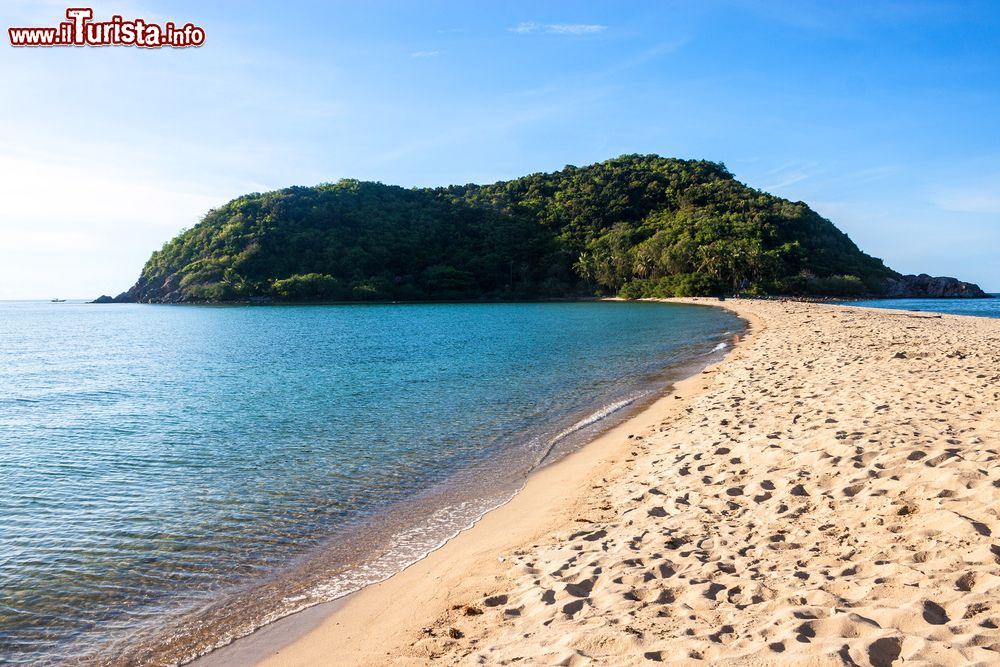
[
  {"xmin": 0, "ymin": 300, "xmax": 742, "ymax": 665},
  {"xmin": 841, "ymin": 295, "xmax": 1000, "ymax": 318}
]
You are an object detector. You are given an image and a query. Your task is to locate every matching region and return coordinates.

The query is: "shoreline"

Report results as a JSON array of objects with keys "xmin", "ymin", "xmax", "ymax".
[
  {"xmin": 191, "ymin": 303, "xmax": 755, "ymax": 666},
  {"xmin": 196, "ymin": 298, "xmax": 1000, "ymax": 665}
]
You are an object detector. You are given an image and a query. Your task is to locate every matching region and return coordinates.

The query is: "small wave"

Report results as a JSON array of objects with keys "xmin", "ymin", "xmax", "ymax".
[
  {"xmin": 551, "ymin": 396, "xmax": 638, "ymax": 445},
  {"xmin": 531, "ymin": 395, "xmax": 642, "ymax": 468},
  {"xmin": 304, "ymin": 496, "xmax": 507, "ymax": 604},
  {"xmin": 710, "ymin": 341, "xmax": 728, "ymax": 352}
]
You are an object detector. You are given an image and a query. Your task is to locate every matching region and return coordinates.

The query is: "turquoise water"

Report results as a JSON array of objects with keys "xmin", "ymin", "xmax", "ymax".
[
  {"xmin": 0, "ymin": 300, "xmax": 741, "ymax": 665},
  {"xmin": 842, "ymin": 295, "xmax": 1000, "ymax": 317}
]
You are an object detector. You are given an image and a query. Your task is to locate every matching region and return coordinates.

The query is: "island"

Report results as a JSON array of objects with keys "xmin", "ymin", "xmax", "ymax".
[{"xmin": 94, "ymin": 155, "xmax": 989, "ymax": 303}]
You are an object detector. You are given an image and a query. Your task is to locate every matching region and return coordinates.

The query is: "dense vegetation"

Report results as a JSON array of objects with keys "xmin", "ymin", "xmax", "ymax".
[{"xmin": 122, "ymin": 155, "xmax": 897, "ymax": 302}]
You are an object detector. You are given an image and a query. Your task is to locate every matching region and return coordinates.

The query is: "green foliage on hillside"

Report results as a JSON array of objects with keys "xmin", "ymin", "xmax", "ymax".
[{"xmin": 125, "ymin": 155, "xmax": 895, "ymax": 302}]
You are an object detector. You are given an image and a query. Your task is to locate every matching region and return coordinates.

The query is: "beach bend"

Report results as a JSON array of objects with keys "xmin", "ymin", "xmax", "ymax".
[{"xmin": 240, "ymin": 299, "xmax": 1000, "ymax": 666}]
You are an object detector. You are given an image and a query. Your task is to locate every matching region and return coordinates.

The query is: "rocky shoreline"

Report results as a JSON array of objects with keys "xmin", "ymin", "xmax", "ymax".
[{"xmin": 90, "ymin": 272, "xmax": 991, "ymax": 305}]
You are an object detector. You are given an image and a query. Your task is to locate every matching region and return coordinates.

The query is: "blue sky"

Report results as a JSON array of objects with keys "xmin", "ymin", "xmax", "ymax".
[{"xmin": 1, "ymin": 0, "xmax": 998, "ymax": 298}]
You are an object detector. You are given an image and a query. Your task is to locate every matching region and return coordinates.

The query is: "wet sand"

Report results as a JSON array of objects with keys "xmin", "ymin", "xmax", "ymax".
[{"xmin": 218, "ymin": 299, "xmax": 1000, "ymax": 666}]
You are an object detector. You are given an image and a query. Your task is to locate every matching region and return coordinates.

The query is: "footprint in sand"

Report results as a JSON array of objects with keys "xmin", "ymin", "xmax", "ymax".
[
  {"xmin": 795, "ymin": 621, "xmax": 816, "ymax": 643},
  {"xmin": 867, "ymin": 636, "xmax": 902, "ymax": 667},
  {"xmin": 562, "ymin": 599, "xmax": 586, "ymax": 617},
  {"xmin": 922, "ymin": 600, "xmax": 949, "ymax": 625}
]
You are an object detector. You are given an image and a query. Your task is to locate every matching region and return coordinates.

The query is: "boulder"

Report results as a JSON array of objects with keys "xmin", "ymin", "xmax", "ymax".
[{"xmin": 881, "ymin": 274, "xmax": 990, "ymax": 299}]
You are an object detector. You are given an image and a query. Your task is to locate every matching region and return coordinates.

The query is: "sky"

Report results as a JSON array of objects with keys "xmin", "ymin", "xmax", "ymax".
[{"xmin": 1, "ymin": 0, "xmax": 998, "ymax": 298}]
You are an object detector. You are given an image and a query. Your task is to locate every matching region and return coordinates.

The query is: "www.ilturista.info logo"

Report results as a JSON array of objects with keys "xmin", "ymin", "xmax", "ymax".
[{"xmin": 8, "ymin": 8, "xmax": 205, "ymax": 48}]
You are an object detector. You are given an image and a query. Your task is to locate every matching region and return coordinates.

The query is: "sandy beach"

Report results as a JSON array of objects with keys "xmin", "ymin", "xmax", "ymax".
[{"xmin": 236, "ymin": 299, "xmax": 1000, "ymax": 666}]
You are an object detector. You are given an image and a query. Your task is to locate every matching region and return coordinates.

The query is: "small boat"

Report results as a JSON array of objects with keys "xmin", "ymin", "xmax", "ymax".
[{"xmin": 51, "ymin": 298, "xmax": 66, "ymax": 303}]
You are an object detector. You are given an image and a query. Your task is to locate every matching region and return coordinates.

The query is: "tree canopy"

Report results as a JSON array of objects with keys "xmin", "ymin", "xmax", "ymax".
[{"xmin": 120, "ymin": 154, "xmax": 896, "ymax": 302}]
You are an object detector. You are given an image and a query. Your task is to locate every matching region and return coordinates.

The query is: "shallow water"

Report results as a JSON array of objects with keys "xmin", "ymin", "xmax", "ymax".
[
  {"xmin": 0, "ymin": 300, "xmax": 741, "ymax": 665},
  {"xmin": 842, "ymin": 295, "xmax": 1000, "ymax": 318}
]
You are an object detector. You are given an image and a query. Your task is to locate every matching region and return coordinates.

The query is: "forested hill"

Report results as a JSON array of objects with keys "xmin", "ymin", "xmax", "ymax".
[{"xmin": 109, "ymin": 155, "xmax": 973, "ymax": 303}]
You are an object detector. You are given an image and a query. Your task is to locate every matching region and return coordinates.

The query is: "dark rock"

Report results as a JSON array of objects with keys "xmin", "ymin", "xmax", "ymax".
[
  {"xmin": 112, "ymin": 291, "xmax": 136, "ymax": 303},
  {"xmin": 881, "ymin": 274, "xmax": 990, "ymax": 299},
  {"xmin": 108, "ymin": 274, "xmax": 175, "ymax": 303},
  {"xmin": 89, "ymin": 295, "xmax": 115, "ymax": 304}
]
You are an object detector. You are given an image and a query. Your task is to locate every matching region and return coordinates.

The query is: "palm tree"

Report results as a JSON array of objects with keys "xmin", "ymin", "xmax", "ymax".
[
  {"xmin": 573, "ymin": 251, "xmax": 594, "ymax": 291},
  {"xmin": 633, "ymin": 246, "xmax": 655, "ymax": 279},
  {"xmin": 696, "ymin": 244, "xmax": 726, "ymax": 280}
]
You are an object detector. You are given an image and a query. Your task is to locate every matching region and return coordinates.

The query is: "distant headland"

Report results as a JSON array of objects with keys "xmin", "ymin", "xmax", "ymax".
[{"xmin": 93, "ymin": 155, "xmax": 989, "ymax": 304}]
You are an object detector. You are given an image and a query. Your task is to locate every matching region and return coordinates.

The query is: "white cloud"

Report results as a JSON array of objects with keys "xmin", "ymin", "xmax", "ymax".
[
  {"xmin": 764, "ymin": 170, "xmax": 811, "ymax": 191},
  {"xmin": 410, "ymin": 50, "xmax": 441, "ymax": 58},
  {"xmin": 509, "ymin": 22, "xmax": 539, "ymax": 34},
  {"xmin": 509, "ymin": 22, "xmax": 607, "ymax": 35},
  {"xmin": 754, "ymin": 161, "xmax": 817, "ymax": 192},
  {"xmin": 545, "ymin": 23, "xmax": 607, "ymax": 35}
]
